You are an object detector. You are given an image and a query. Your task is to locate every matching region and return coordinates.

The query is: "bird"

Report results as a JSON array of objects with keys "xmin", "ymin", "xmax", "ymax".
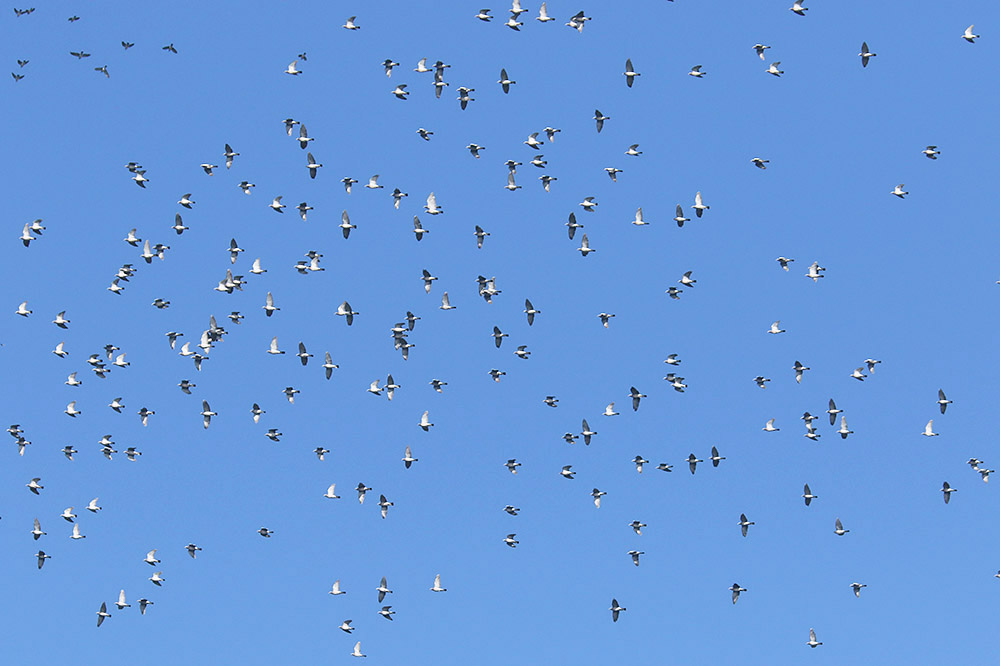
[
  {"xmin": 35, "ymin": 551, "xmax": 50, "ymax": 569},
  {"xmin": 962, "ymin": 25, "xmax": 979, "ymax": 43},
  {"xmin": 524, "ymin": 299, "xmax": 541, "ymax": 325},
  {"xmin": 850, "ymin": 367, "xmax": 867, "ymax": 381},
  {"xmin": 692, "ymin": 191, "xmax": 710, "ymax": 217},
  {"xmin": 425, "ymin": 192, "xmax": 443, "ymax": 214},
  {"xmin": 834, "ymin": 518, "xmax": 849, "ymax": 536},
  {"xmin": 97, "ymin": 602, "xmax": 111, "ymax": 627},
  {"xmin": 378, "ymin": 605, "xmax": 396, "ymax": 620},
  {"xmin": 186, "ymin": 543, "xmax": 203, "ymax": 559},
  {"xmin": 115, "ymin": 590, "xmax": 130, "ymax": 610},
  {"xmin": 343, "ymin": 16, "xmax": 360, "ymax": 30},
  {"xmin": 418, "ymin": 411, "xmax": 434, "ymax": 431},
  {"xmin": 222, "ymin": 144, "xmax": 239, "ymax": 169},
  {"xmin": 351, "ymin": 642, "xmax": 366, "ymax": 658},
  {"xmin": 200, "ymin": 400, "xmax": 216, "ymax": 429},
  {"xmin": 594, "ymin": 109, "xmax": 610, "ymax": 133},
  {"xmin": 566, "ymin": 10, "xmax": 591, "ymax": 31},
  {"xmin": 623, "ymin": 59, "xmax": 639, "ymax": 87},
  {"xmin": 923, "ymin": 420, "xmax": 939, "ymax": 437},
  {"xmin": 339, "ymin": 620, "xmax": 354, "ymax": 634},
  {"xmin": 560, "ymin": 465, "xmax": 576, "ymax": 479},
  {"xmin": 807, "ymin": 628, "xmax": 822, "ymax": 648},
  {"xmin": 767, "ymin": 321, "xmax": 785, "ymax": 335},
  {"xmin": 20, "ymin": 223, "xmax": 36, "ymax": 246},
  {"xmin": 633, "ymin": 456, "xmax": 649, "ymax": 473},
  {"xmin": 629, "ymin": 387, "xmax": 646, "ymax": 411},
  {"xmin": 687, "ymin": 453, "xmax": 703, "ymax": 474},
  {"xmin": 776, "ymin": 257, "xmax": 794, "ymax": 271},
  {"xmin": 837, "ymin": 416, "xmax": 854, "ymax": 439},
  {"xmin": 296, "ymin": 125, "xmax": 313, "ymax": 149},
  {"xmin": 674, "ymin": 205, "xmax": 690, "ymax": 227},
  {"xmin": 730, "ymin": 583, "xmax": 747, "ymax": 604},
  {"xmin": 392, "ymin": 84, "xmax": 409, "ymax": 100},
  {"xmin": 850, "ymin": 582, "xmax": 867, "ymax": 598},
  {"xmin": 751, "ymin": 157, "xmax": 769, "ymax": 169},
  {"xmin": 711, "ymin": 446, "xmax": 726, "ymax": 467},
  {"xmin": 859, "ymin": 42, "xmax": 876, "ymax": 67},
  {"xmin": 628, "ymin": 550, "xmax": 644, "ymax": 566},
  {"xmin": 603, "ymin": 402, "xmax": 619, "ymax": 417},
  {"xmin": 258, "ymin": 528, "xmax": 273, "ymax": 538},
  {"xmin": 923, "ymin": 146, "xmax": 940, "ymax": 160},
  {"xmin": 340, "ymin": 211, "xmax": 357, "ymax": 239},
  {"xmin": 937, "ymin": 389, "xmax": 952, "ymax": 414},
  {"xmin": 269, "ymin": 196, "xmax": 286, "ymax": 213},
  {"xmin": 578, "ymin": 234, "xmax": 595, "ymax": 257},
  {"xmin": 689, "ymin": 65, "xmax": 706, "ymax": 78},
  {"xmin": 753, "ymin": 44, "xmax": 771, "ymax": 59},
  {"xmin": 803, "ymin": 484, "xmax": 818, "ymax": 506},
  {"xmin": 498, "ymin": 68, "xmax": 515, "ymax": 93},
  {"xmin": 336, "ymin": 301, "xmax": 358, "ymax": 325},
  {"xmin": 430, "ymin": 574, "xmax": 447, "ymax": 592},
  {"xmin": 31, "ymin": 517, "xmax": 46, "ymax": 539},
  {"xmin": 763, "ymin": 418, "xmax": 779, "ymax": 432},
  {"xmin": 941, "ymin": 480, "xmax": 957, "ymax": 504},
  {"xmin": 790, "ymin": 0, "xmax": 808, "ymax": 16},
  {"xmin": 162, "ymin": 43, "xmax": 177, "ymax": 53},
  {"xmin": 581, "ymin": 420, "xmax": 597, "ymax": 445},
  {"xmin": 739, "ymin": 514, "xmax": 754, "ymax": 537},
  {"xmin": 766, "ymin": 62, "xmax": 783, "ymax": 77},
  {"xmin": 377, "ymin": 576, "xmax": 392, "ymax": 602},
  {"xmin": 94, "ymin": 65, "xmax": 109, "ymax": 78},
  {"xmin": 891, "ymin": 184, "xmax": 908, "ymax": 198},
  {"xmin": 144, "ymin": 549, "xmax": 160, "ymax": 566},
  {"xmin": 610, "ymin": 598, "xmax": 626, "ymax": 622},
  {"xmin": 394, "ymin": 189, "xmax": 409, "ymax": 210},
  {"xmin": 503, "ymin": 534, "xmax": 519, "ymax": 548},
  {"xmin": 306, "ymin": 153, "xmax": 322, "ymax": 178},
  {"xmin": 440, "ymin": 292, "xmax": 456, "ymax": 310}
]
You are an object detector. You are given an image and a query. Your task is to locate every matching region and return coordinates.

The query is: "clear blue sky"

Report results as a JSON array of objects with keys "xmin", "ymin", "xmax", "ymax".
[{"xmin": 2, "ymin": 1, "xmax": 998, "ymax": 662}]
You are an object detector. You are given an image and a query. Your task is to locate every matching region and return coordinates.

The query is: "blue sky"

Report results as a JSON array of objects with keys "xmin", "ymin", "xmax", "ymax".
[{"xmin": 2, "ymin": 0, "xmax": 998, "ymax": 662}]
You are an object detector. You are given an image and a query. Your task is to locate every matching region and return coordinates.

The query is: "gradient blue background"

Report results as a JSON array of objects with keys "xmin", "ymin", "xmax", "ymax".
[{"xmin": 1, "ymin": 1, "xmax": 997, "ymax": 663}]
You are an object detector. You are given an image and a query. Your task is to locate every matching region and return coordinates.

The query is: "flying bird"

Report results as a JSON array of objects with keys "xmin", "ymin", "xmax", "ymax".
[{"xmin": 859, "ymin": 42, "xmax": 876, "ymax": 67}]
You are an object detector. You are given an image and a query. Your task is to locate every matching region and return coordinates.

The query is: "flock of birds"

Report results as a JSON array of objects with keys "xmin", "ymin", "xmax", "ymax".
[{"xmin": 5, "ymin": 1, "xmax": 993, "ymax": 658}]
